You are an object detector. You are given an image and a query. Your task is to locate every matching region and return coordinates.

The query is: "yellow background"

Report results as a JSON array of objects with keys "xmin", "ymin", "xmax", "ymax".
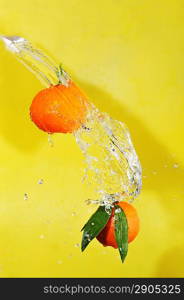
[{"xmin": 0, "ymin": 0, "xmax": 183, "ymax": 277}]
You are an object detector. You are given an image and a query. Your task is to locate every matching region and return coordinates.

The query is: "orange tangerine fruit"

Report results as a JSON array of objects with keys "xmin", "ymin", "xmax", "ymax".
[
  {"xmin": 30, "ymin": 80, "xmax": 88, "ymax": 133},
  {"xmin": 96, "ymin": 202, "xmax": 140, "ymax": 248}
]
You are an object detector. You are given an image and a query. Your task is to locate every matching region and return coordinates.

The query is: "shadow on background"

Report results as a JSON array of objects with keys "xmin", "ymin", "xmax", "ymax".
[
  {"xmin": 0, "ymin": 44, "xmax": 44, "ymax": 152},
  {"xmin": 157, "ymin": 246, "xmax": 184, "ymax": 277}
]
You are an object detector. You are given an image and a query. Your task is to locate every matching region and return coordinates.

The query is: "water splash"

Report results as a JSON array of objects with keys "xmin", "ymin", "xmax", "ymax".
[
  {"xmin": 0, "ymin": 35, "xmax": 69, "ymax": 86},
  {"xmin": 75, "ymin": 107, "xmax": 142, "ymax": 202},
  {"xmin": 1, "ymin": 36, "xmax": 142, "ymax": 204},
  {"xmin": 48, "ymin": 134, "xmax": 54, "ymax": 147}
]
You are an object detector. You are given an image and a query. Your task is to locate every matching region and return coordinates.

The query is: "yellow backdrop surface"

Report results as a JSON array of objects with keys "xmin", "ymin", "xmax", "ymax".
[{"xmin": 0, "ymin": 0, "xmax": 183, "ymax": 277}]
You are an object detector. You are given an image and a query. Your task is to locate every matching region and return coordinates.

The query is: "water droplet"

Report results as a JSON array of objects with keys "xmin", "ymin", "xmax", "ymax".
[
  {"xmin": 57, "ymin": 260, "xmax": 62, "ymax": 264},
  {"xmin": 152, "ymin": 171, "xmax": 157, "ymax": 175},
  {"xmin": 173, "ymin": 163, "xmax": 179, "ymax": 168},
  {"xmin": 82, "ymin": 125, "xmax": 91, "ymax": 131},
  {"xmin": 115, "ymin": 208, "xmax": 121, "ymax": 214},
  {"xmin": 71, "ymin": 212, "xmax": 76, "ymax": 216},
  {"xmin": 74, "ymin": 243, "xmax": 79, "ymax": 248},
  {"xmin": 105, "ymin": 206, "xmax": 112, "ymax": 215},
  {"xmin": 39, "ymin": 234, "xmax": 45, "ymax": 239},
  {"xmin": 38, "ymin": 179, "xmax": 44, "ymax": 184},
  {"xmin": 91, "ymin": 222, "xmax": 95, "ymax": 226},
  {"xmin": 24, "ymin": 193, "xmax": 28, "ymax": 200},
  {"xmin": 48, "ymin": 134, "xmax": 54, "ymax": 147}
]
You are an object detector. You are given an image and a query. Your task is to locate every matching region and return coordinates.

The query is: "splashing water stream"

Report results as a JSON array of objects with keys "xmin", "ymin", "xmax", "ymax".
[{"xmin": 1, "ymin": 36, "xmax": 142, "ymax": 205}]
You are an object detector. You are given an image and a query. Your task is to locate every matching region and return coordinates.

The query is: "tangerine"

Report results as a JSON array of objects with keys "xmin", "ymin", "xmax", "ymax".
[
  {"xmin": 30, "ymin": 80, "xmax": 88, "ymax": 133},
  {"xmin": 96, "ymin": 202, "xmax": 139, "ymax": 248}
]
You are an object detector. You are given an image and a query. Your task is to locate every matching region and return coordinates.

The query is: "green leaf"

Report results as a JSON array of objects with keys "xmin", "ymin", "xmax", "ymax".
[
  {"xmin": 114, "ymin": 204, "xmax": 128, "ymax": 263},
  {"xmin": 81, "ymin": 205, "xmax": 112, "ymax": 252},
  {"xmin": 56, "ymin": 64, "xmax": 63, "ymax": 83}
]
